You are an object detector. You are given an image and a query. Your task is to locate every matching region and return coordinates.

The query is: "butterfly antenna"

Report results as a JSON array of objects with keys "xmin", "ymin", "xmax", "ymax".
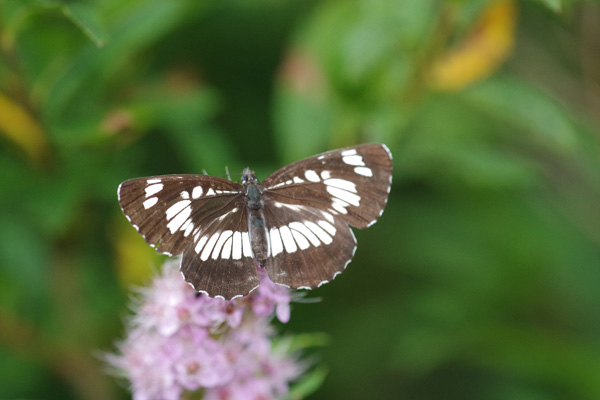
[{"xmin": 225, "ymin": 166, "xmax": 232, "ymax": 181}]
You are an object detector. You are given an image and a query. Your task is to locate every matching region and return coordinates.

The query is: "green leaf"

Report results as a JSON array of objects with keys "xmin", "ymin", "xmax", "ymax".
[
  {"xmin": 286, "ymin": 332, "xmax": 330, "ymax": 352},
  {"xmin": 532, "ymin": 0, "xmax": 563, "ymax": 13},
  {"xmin": 60, "ymin": 2, "xmax": 108, "ymax": 47},
  {"xmin": 0, "ymin": 211, "xmax": 51, "ymax": 313},
  {"xmin": 460, "ymin": 75, "xmax": 578, "ymax": 153},
  {"xmin": 0, "ymin": 0, "xmax": 108, "ymax": 46},
  {"xmin": 41, "ymin": 0, "xmax": 186, "ymax": 130},
  {"xmin": 287, "ymin": 366, "xmax": 328, "ymax": 400},
  {"xmin": 129, "ymin": 87, "xmax": 229, "ymax": 173},
  {"xmin": 393, "ymin": 94, "xmax": 540, "ymax": 190},
  {"xmin": 273, "ymin": 85, "xmax": 335, "ymax": 161}
]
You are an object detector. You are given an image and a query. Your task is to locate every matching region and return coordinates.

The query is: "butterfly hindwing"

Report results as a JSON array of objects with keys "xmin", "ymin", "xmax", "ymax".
[
  {"xmin": 181, "ymin": 206, "xmax": 259, "ymax": 300},
  {"xmin": 262, "ymin": 144, "xmax": 393, "ymax": 229},
  {"xmin": 262, "ymin": 203, "xmax": 356, "ymax": 289}
]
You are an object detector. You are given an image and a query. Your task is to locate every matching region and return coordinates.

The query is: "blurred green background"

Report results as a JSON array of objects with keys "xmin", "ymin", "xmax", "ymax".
[{"xmin": 2, "ymin": 0, "xmax": 600, "ymax": 399}]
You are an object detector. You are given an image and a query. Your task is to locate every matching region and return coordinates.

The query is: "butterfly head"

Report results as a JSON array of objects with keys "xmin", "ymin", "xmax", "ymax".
[{"xmin": 241, "ymin": 167, "xmax": 258, "ymax": 186}]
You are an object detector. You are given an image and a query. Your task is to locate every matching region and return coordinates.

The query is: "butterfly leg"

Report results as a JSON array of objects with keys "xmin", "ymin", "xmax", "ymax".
[{"xmin": 225, "ymin": 166, "xmax": 232, "ymax": 181}]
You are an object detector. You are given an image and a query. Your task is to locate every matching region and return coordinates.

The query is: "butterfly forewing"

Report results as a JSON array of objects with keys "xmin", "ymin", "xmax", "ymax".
[
  {"xmin": 118, "ymin": 175, "xmax": 244, "ymax": 255},
  {"xmin": 262, "ymin": 144, "xmax": 392, "ymax": 229}
]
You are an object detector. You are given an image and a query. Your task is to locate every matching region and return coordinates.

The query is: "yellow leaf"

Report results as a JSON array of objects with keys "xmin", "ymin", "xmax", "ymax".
[
  {"xmin": 112, "ymin": 214, "xmax": 162, "ymax": 288},
  {"xmin": 429, "ymin": 1, "xmax": 517, "ymax": 91},
  {"xmin": 0, "ymin": 93, "xmax": 48, "ymax": 162}
]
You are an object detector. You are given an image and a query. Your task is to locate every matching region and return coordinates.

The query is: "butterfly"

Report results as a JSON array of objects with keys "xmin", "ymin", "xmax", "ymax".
[{"xmin": 118, "ymin": 143, "xmax": 393, "ymax": 299}]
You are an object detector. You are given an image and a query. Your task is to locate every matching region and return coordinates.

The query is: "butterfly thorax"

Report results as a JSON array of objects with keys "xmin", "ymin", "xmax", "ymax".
[{"xmin": 242, "ymin": 168, "xmax": 270, "ymax": 265}]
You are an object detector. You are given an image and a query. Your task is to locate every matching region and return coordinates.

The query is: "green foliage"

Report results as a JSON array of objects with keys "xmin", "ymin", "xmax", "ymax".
[
  {"xmin": 533, "ymin": 0, "xmax": 565, "ymax": 12},
  {"xmin": 1, "ymin": 0, "xmax": 600, "ymax": 399}
]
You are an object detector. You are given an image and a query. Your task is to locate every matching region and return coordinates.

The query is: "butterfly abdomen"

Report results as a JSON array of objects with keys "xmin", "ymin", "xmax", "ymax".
[{"xmin": 244, "ymin": 174, "xmax": 270, "ymax": 265}]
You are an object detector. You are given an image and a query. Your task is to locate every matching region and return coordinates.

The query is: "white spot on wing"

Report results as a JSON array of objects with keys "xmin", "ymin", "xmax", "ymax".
[
  {"xmin": 147, "ymin": 178, "xmax": 162, "ymax": 184},
  {"xmin": 206, "ymin": 188, "xmax": 215, "ymax": 196},
  {"xmin": 212, "ymin": 230, "xmax": 233, "ymax": 259},
  {"xmin": 278, "ymin": 225, "xmax": 297, "ymax": 253},
  {"xmin": 332, "ymin": 198, "xmax": 349, "ymax": 214},
  {"xmin": 192, "ymin": 186, "xmax": 203, "ymax": 199},
  {"xmin": 327, "ymin": 186, "xmax": 360, "ymax": 206},
  {"xmin": 145, "ymin": 183, "xmax": 163, "ymax": 197},
  {"xmin": 195, "ymin": 235, "xmax": 208, "ymax": 254},
  {"xmin": 324, "ymin": 178, "xmax": 356, "ymax": 193},
  {"xmin": 280, "ymin": 203, "xmax": 302, "ymax": 211},
  {"xmin": 180, "ymin": 218, "xmax": 191, "ymax": 232},
  {"xmin": 242, "ymin": 232, "xmax": 252, "ymax": 257},
  {"xmin": 143, "ymin": 197, "xmax": 158, "ymax": 209},
  {"xmin": 201, "ymin": 233, "xmax": 220, "ymax": 261},
  {"xmin": 304, "ymin": 170, "xmax": 320, "ymax": 182},
  {"xmin": 342, "ymin": 155, "xmax": 365, "ymax": 166},
  {"xmin": 166, "ymin": 200, "xmax": 191, "ymax": 220},
  {"xmin": 341, "ymin": 149, "xmax": 357, "ymax": 156},
  {"xmin": 183, "ymin": 221, "xmax": 194, "ymax": 237},
  {"xmin": 320, "ymin": 170, "xmax": 331, "ymax": 180},
  {"xmin": 293, "ymin": 177, "xmax": 304, "ymax": 184},
  {"xmin": 270, "ymin": 228, "xmax": 284, "ymax": 256},
  {"xmin": 167, "ymin": 204, "xmax": 192, "ymax": 233},
  {"xmin": 289, "ymin": 222, "xmax": 321, "ymax": 247},
  {"xmin": 218, "ymin": 207, "xmax": 238, "ymax": 221},
  {"xmin": 180, "ymin": 191, "xmax": 190, "ymax": 199},
  {"xmin": 354, "ymin": 166, "xmax": 373, "ymax": 177},
  {"xmin": 221, "ymin": 236, "xmax": 233, "ymax": 259},
  {"xmin": 232, "ymin": 231, "xmax": 242, "ymax": 260},
  {"xmin": 271, "ymin": 182, "xmax": 286, "ymax": 189},
  {"xmin": 304, "ymin": 221, "xmax": 332, "ymax": 245},
  {"xmin": 318, "ymin": 220, "xmax": 336, "ymax": 236},
  {"xmin": 321, "ymin": 211, "xmax": 334, "ymax": 223},
  {"xmin": 290, "ymin": 227, "xmax": 310, "ymax": 250}
]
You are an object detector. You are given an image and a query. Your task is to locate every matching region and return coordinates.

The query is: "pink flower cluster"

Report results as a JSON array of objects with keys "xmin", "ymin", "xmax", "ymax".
[{"xmin": 107, "ymin": 259, "xmax": 303, "ymax": 400}]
